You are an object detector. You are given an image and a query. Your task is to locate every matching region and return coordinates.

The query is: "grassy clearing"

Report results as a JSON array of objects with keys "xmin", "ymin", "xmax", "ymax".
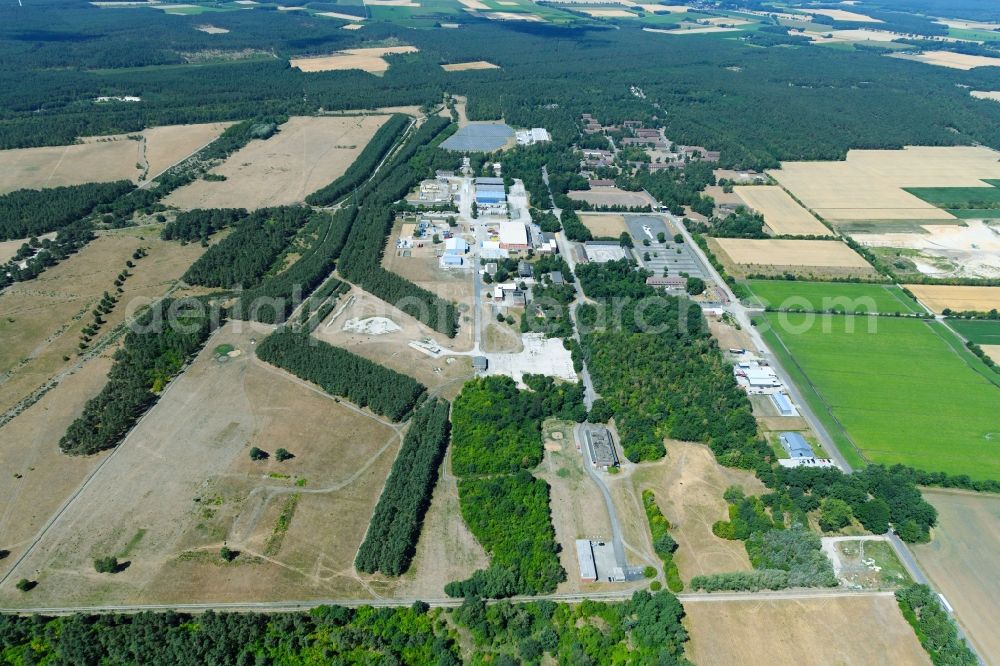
[
  {"xmin": 761, "ymin": 314, "xmax": 1000, "ymax": 479},
  {"xmin": 745, "ymin": 280, "xmax": 924, "ymax": 314},
  {"xmin": 946, "ymin": 318, "xmax": 1000, "ymax": 344}
]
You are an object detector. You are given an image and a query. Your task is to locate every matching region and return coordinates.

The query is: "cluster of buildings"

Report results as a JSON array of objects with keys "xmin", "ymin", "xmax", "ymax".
[
  {"xmin": 474, "ymin": 176, "xmax": 508, "ymax": 216},
  {"xmin": 514, "ymin": 127, "xmax": 551, "ymax": 145},
  {"xmin": 410, "ymin": 174, "xmax": 459, "ymax": 205},
  {"xmin": 396, "ymin": 217, "xmax": 453, "ymax": 250},
  {"xmin": 440, "ymin": 236, "xmax": 469, "ymax": 268},
  {"xmin": 733, "ymin": 358, "xmax": 782, "ymax": 393},
  {"xmin": 579, "ymin": 113, "xmax": 721, "ymax": 171}
]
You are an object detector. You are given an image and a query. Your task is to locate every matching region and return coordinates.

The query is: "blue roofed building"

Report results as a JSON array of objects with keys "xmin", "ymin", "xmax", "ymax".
[{"xmin": 779, "ymin": 432, "xmax": 815, "ymax": 459}]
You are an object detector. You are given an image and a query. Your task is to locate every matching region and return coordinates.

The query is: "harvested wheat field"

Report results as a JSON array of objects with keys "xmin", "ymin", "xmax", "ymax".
[
  {"xmin": 981, "ymin": 345, "xmax": 1000, "ymax": 363},
  {"xmin": 712, "ymin": 238, "xmax": 875, "ymax": 278},
  {"xmin": 579, "ymin": 8, "xmax": 635, "ymax": 17},
  {"xmin": 905, "ymin": 284, "xmax": 1000, "ymax": 313},
  {"xmin": 897, "ymin": 50, "xmax": 1000, "ymax": 70},
  {"xmin": 608, "ymin": 441, "xmax": 766, "ymax": 581},
  {"xmin": 341, "ymin": 22, "xmax": 364, "ymax": 29},
  {"xmin": 0, "ymin": 122, "xmax": 231, "ymax": 194},
  {"xmin": 290, "ymin": 46, "xmax": 417, "ymax": 73},
  {"xmin": 971, "ymin": 90, "xmax": 1000, "ymax": 102},
  {"xmin": 0, "ymin": 228, "xmax": 206, "ymax": 415},
  {"xmin": 684, "ymin": 594, "xmax": 930, "ymax": 666},
  {"xmin": 0, "ymin": 322, "xmax": 407, "ymax": 606},
  {"xmin": 734, "ymin": 186, "xmax": 831, "ymax": 236},
  {"xmin": 316, "ymin": 10, "xmax": 366, "ymax": 20},
  {"xmin": 164, "ymin": 116, "xmax": 389, "ymax": 210},
  {"xmin": 913, "ymin": 490, "xmax": 1000, "ymax": 664},
  {"xmin": 458, "ymin": 0, "xmax": 488, "ymax": 8},
  {"xmin": 579, "ymin": 213, "xmax": 629, "ymax": 237},
  {"xmin": 441, "ymin": 61, "xmax": 500, "ymax": 72},
  {"xmin": 770, "ymin": 146, "xmax": 1000, "ymax": 225},
  {"xmin": 365, "ymin": 0, "xmax": 421, "ymax": 5},
  {"xmin": 809, "ymin": 7, "xmax": 881, "ymax": 22}
]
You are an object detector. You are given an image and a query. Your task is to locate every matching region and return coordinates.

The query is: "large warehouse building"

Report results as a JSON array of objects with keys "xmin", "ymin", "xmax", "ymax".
[
  {"xmin": 498, "ymin": 222, "xmax": 529, "ymax": 250},
  {"xmin": 475, "ymin": 177, "xmax": 506, "ymax": 205}
]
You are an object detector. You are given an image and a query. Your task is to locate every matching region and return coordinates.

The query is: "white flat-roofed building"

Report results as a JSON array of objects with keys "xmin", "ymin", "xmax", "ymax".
[
  {"xmin": 576, "ymin": 539, "xmax": 597, "ymax": 582},
  {"xmin": 498, "ymin": 222, "xmax": 529, "ymax": 250}
]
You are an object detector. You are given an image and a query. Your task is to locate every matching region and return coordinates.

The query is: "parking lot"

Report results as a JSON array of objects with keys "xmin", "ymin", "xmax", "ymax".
[{"xmin": 626, "ymin": 215, "xmax": 707, "ymax": 280}]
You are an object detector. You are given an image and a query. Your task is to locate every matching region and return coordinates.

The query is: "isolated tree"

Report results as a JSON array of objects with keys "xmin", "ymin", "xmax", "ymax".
[
  {"xmin": 657, "ymin": 232, "xmax": 666, "ymax": 243},
  {"xmin": 673, "ymin": 233, "xmax": 683, "ymax": 243},
  {"xmin": 220, "ymin": 546, "xmax": 237, "ymax": 562},
  {"xmin": 618, "ymin": 232, "xmax": 633, "ymax": 248},
  {"xmin": 275, "ymin": 448, "xmax": 293, "ymax": 462},
  {"xmin": 94, "ymin": 556, "xmax": 119, "ymax": 573},
  {"xmin": 15, "ymin": 579, "xmax": 34, "ymax": 592},
  {"xmin": 685, "ymin": 276, "xmax": 706, "ymax": 296},
  {"xmin": 249, "ymin": 447, "xmax": 268, "ymax": 461}
]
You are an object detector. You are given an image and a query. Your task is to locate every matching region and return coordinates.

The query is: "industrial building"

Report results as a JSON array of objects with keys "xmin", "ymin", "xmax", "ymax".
[
  {"xmin": 475, "ymin": 177, "xmax": 507, "ymax": 205},
  {"xmin": 444, "ymin": 237, "xmax": 469, "ymax": 255},
  {"xmin": 584, "ymin": 426, "xmax": 619, "ymax": 469},
  {"xmin": 646, "ymin": 275, "xmax": 687, "ymax": 290},
  {"xmin": 734, "ymin": 361, "xmax": 781, "ymax": 390},
  {"xmin": 576, "ymin": 539, "xmax": 597, "ymax": 582},
  {"xmin": 780, "ymin": 432, "xmax": 815, "ymax": 459},
  {"xmin": 515, "ymin": 127, "xmax": 551, "ymax": 145},
  {"xmin": 771, "ymin": 392, "xmax": 797, "ymax": 417},
  {"xmin": 498, "ymin": 222, "xmax": 530, "ymax": 250}
]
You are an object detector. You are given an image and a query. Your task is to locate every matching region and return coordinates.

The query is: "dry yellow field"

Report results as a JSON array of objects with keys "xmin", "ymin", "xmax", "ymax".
[
  {"xmin": 579, "ymin": 8, "xmax": 635, "ymax": 17},
  {"xmin": 981, "ymin": 345, "xmax": 1000, "ymax": 363},
  {"xmin": 684, "ymin": 595, "xmax": 930, "ymax": 665},
  {"xmin": 458, "ymin": 0, "xmax": 488, "ymax": 8},
  {"xmin": 912, "ymin": 490, "xmax": 1000, "ymax": 664},
  {"xmin": 164, "ymin": 115, "xmax": 388, "ymax": 210},
  {"xmin": 808, "ymin": 7, "xmax": 881, "ymax": 22},
  {"xmin": 904, "ymin": 284, "xmax": 1000, "ymax": 313},
  {"xmin": 342, "ymin": 23, "xmax": 364, "ymax": 29},
  {"xmin": 0, "ymin": 122, "xmax": 231, "ymax": 194},
  {"xmin": 734, "ymin": 186, "xmax": 832, "ymax": 236},
  {"xmin": 484, "ymin": 12, "xmax": 544, "ymax": 21},
  {"xmin": 579, "ymin": 213, "xmax": 628, "ymax": 237},
  {"xmin": 971, "ymin": 90, "xmax": 1000, "ymax": 102},
  {"xmin": 316, "ymin": 10, "xmax": 365, "ymax": 20},
  {"xmin": 289, "ymin": 46, "xmax": 418, "ymax": 73},
  {"xmin": 644, "ymin": 25, "xmax": 738, "ymax": 34},
  {"xmin": 441, "ymin": 61, "xmax": 500, "ymax": 72},
  {"xmin": 365, "ymin": 0, "xmax": 421, "ymax": 5},
  {"xmin": 714, "ymin": 238, "xmax": 871, "ymax": 267},
  {"xmin": 770, "ymin": 146, "xmax": 1000, "ymax": 223},
  {"xmin": 896, "ymin": 50, "xmax": 1000, "ymax": 70}
]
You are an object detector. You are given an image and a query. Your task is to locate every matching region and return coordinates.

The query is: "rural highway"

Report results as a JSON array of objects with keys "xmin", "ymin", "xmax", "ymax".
[{"xmin": 0, "ymin": 586, "xmax": 895, "ymax": 616}]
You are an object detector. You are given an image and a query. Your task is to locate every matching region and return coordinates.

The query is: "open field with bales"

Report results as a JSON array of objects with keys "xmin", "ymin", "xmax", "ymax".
[
  {"xmin": 0, "ymin": 122, "xmax": 232, "ymax": 194},
  {"xmin": 734, "ymin": 185, "xmax": 831, "ymax": 236},
  {"xmin": 770, "ymin": 146, "xmax": 1000, "ymax": 226},
  {"xmin": 164, "ymin": 115, "xmax": 390, "ymax": 210},
  {"xmin": 913, "ymin": 489, "xmax": 1000, "ymax": 664},
  {"xmin": 578, "ymin": 213, "xmax": 629, "ymax": 237},
  {"xmin": 905, "ymin": 284, "xmax": 1000, "ymax": 313},
  {"xmin": 289, "ymin": 46, "xmax": 418, "ymax": 73},
  {"xmin": 745, "ymin": 280, "xmax": 924, "ymax": 314},
  {"xmin": 683, "ymin": 595, "xmax": 930, "ymax": 665},
  {"xmin": 762, "ymin": 313, "xmax": 1000, "ymax": 479},
  {"xmin": 711, "ymin": 238, "xmax": 877, "ymax": 279},
  {"xmin": 0, "ymin": 227, "xmax": 206, "ymax": 415},
  {"xmin": 0, "ymin": 322, "xmax": 407, "ymax": 606}
]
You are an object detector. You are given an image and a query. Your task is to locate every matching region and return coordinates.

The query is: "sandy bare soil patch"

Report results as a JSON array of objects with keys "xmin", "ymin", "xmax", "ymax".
[
  {"xmin": 856, "ymin": 220, "xmax": 1000, "ymax": 279},
  {"xmin": 164, "ymin": 116, "xmax": 388, "ymax": 210},
  {"xmin": 0, "ymin": 322, "xmax": 407, "ymax": 606},
  {"xmin": 0, "ymin": 228, "xmax": 206, "ymax": 415},
  {"xmin": 905, "ymin": 284, "xmax": 1000, "ymax": 313},
  {"xmin": 290, "ymin": 46, "xmax": 417, "ymax": 73},
  {"xmin": 809, "ymin": 7, "xmax": 881, "ymax": 22},
  {"xmin": 441, "ymin": 61, "xmax": 500, "ymax": 72},
  {"xmin": 714, "ymin": 238, "xmax": 872, "ymax": 269},
  {"xmin": 896, "ymin": 50, "xmax": 1000, "ymax": 70},
  {"xmin": 0, "ymin": 123, "xmax": 230, "ymax": 195},
  {"xmin": 684, "ymin": 595, "xmax": 929, "ymax": 666},
  {"xmin": 458, "ymin": 0, "xmax": 488, "ymax": 8},
  {"xmin": 195, "ymin": 24, "xmax": 229, "ymax": 34},
  {"xmin": 735, "ymin": 186, "xmax": 832, "ymax": 236},
  {"xmin": 342, "ymin": 22, "xmax": 364, "ymax": 29},
  {"xmin": 569, "ymin": 188, "xmax": 656, "ymax": 208},
  {"xmin": 579, "ymin": 8, "xmax": 635, "ymax": 17},
  {"xmin": 913, "ymin": 490, "xmax": 1000, "ymax": 664},
  {"xmin": 579, "ymin": 213, "xmax": 628, "ymax": 237},
  {"xmin": 971, "ymin": 90, "xmax": 1000, "ymax": 102},
  {"xmin": 312, "ymin": 287, "xmax": 473, "ymax": 398},
  {"xmin": 770, "ymin": 146, "xmax": 1000, "ymax": 224},
  {"xmin": 611, "ymin": 441, "xmax": 766, "ymax": 582}
]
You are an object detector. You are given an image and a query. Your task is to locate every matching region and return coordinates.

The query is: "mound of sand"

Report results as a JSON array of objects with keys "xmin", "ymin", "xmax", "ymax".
[{"xmin": 343, "ymin": 317, "xmax": 402, "ymax": 335}]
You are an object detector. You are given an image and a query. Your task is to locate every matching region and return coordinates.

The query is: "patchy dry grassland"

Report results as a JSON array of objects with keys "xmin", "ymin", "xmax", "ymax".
[
  {"xmin": 579, "ymin": 213, "xmax": 629, "ymax": 237},
  {"xmin": 164, "ymin": 116, "xmax": 389, "ymax": 210},
  {"xmin": 684, "ymin": 595, "xmax": 930, "ymax": 665}
]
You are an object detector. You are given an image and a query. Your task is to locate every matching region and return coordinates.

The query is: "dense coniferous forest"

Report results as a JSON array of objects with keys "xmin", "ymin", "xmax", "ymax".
[
  {"xmin": 0, "ymin": 590, "xmax": 691, "ymax": 664},
  {"xmin": 59, "ymin": 298, "xmax": 217, "ymax": 455},
  {"xmin": 305, "ymin": 113, "xmax": 410, "ymax": 206},
  {"xmin": 355, "ymin": 398, "xmax": 451, "ymax": 576},
  {"xmin": 0, "ymin": 181, "xmax": 134, "ymax": 240},
  {"xmin": 161, "ymin": 208, "xmax": 247, "ymax": 243},
  {"xmin": 182, "ymin": 207, "xmax": 312, "ymax": 288},
  {"xmin": 255, "ymin": 328, "xmax": 425, "ymax": 421}
]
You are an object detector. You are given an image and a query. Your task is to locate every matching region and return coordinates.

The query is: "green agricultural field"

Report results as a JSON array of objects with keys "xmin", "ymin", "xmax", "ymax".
[
  {"xmin": 946, "ymin": 318, "xmax": 1000, "ymax": 345},
  {"xmin": 762, "ymin": 314, "xmax": 1000, "ymax": 480},
  {"xmin": 904, "ymin": 184, "xmax": 1000, "ymax": 211},
  {"xmin": 746, "ymin": 280, "xmax": 925, "ymax": 314}
]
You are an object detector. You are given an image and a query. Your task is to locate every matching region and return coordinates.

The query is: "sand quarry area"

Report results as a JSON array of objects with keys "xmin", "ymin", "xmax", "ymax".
[
  {"xmin": 734, "ymin": 185, "xmax": 831, "ymax": 236},
  {"xmin": 0, "ymin": 122, "xmax": 232, "ymax": 195},
  {"xmin": 856, "ymin": 220, "xmax": 1000, "ymax": 279},
  {"xmin": 441, "ymin": 61, "xmax": 500, "ymax": 72},
  {"xmin": 770, "ymin": 146, "xmax": 1000, "ymax": 224},
  {"xmin": 164, "ymin": 115, "xmax": 389, "ymax": 210},
  {"xmin": 904, "ymin": 284, "xmax": 1000, "ymax": 313},
  {"xmin": 290, "ymin": 46, "xmax": 418, "ymax": 73}
]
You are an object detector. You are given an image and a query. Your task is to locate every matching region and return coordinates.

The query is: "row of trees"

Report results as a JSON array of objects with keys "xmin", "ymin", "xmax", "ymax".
[
  {"xmin": 0, "ymin": 180, "xmax": 135, "ymax": 240},
  {"xmin": 355, "ymin": 398, "xmax": 451, "ymax": 576},
  {"xmin": 182, "ymin": 207, "xmax": 312, "ymax": 288},
  {"xmin": 642, "ymin": 490, "xmax": 682, "ymax": 592},
  {"xmin": 59, "ymin": 298, "xmax": 217, "ymax": 455},
  {"xmin": 255, "ymin": 328, "xmax": 425, "ymax": 422},
  {"xmin": 304, "ymin": 113, "xmax": 410, "ymax": 206},
  {"xmin": 895, "ymin": 584, "xmax": 978, "ymax": 666}
]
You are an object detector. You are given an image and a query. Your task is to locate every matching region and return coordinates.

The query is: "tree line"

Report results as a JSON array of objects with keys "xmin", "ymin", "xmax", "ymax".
[
  {"xmin": 895, "ymin": 584, "xmax": 978, "ymax": 666},
  {"xmin": 0, "ymin": 220, "xmax": 94, "ymax": 289},
  {"xmin": 59, "ymin": 297, "xmax": 217, "ymax": 455},
  {"xmin": 355, "ymin": 398, "xmax": 451, "ymax": 576},
  {"xmin": 160, "ymin": 208, "xmax": 247, "ymax": 243},
  {"xmin": 255, "ymin": 328, "xmax": 425, "ymax": 422},
  {"xmin": 0, "ymin": 180, "xmax": 135, "ymax": 240},
  {"xmin": 642, "ymin": 490, "xmax": 682, "ymax": 593},
  {"xmin": 305, "ymin": 113, "xmax": 410, "ymax": 206}
]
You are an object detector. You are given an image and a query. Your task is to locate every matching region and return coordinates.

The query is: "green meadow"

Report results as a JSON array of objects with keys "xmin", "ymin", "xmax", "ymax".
[
  {"xmin": 763, "ymin": 314, "xmax": 1000, "ymax": 480},
  {"xmin": 947, "ymin": 318, "xmax": 1000, "ymax": 345},
  {"xmin": 746, "ymin": 280, "xmax": 925, "ymax": 314}
]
